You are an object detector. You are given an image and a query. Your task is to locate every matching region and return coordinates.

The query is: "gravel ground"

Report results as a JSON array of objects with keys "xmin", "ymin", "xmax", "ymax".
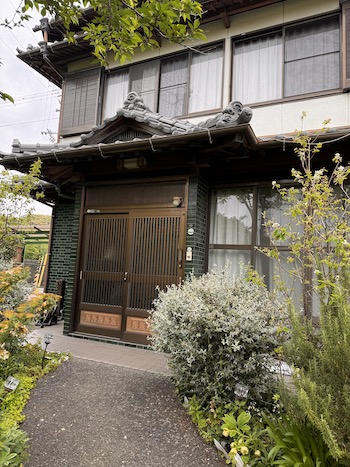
[{"xmin": 22, "ymin": 358, "xmax": 226, "ymax": 467}]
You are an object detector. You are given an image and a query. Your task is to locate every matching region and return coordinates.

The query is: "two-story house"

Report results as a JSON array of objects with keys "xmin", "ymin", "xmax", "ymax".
[{"xmin": 1, "ymin": 0, "xmax": 350, "ymax": 345}]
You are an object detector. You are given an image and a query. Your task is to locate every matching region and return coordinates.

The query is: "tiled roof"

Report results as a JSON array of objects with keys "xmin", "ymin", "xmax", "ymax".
[
  {"xmin": 70, "ymin": 92, "xmax": 253, "ymax": 148},
  {"xmin": 0, "ymin": 94, "xmax": 254, "ymax": 161}
]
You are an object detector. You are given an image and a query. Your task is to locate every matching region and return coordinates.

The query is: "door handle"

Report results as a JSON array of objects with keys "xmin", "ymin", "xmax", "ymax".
[
  {"xmin": 123, "ymin": 271, "xmax": 128, "ymax": 282},
  {"xmin": 178, "ymin": 249, "xmax": 183, "ymax": 269}
]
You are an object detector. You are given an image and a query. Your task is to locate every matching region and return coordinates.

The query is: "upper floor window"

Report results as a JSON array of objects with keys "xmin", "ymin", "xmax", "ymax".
[
  {"xmin": 103, "ymin": 44, "xmax": 223, "ymax": 119},
  {"xmin": 233, "ymin": 15, "xmax": 340, "ymax": 105}
]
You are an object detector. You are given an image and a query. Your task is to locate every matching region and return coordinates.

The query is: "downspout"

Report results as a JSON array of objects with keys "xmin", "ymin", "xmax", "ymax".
[{"xmin": 42, "ymin": 208, "xmax": 54, "ymax": 292}]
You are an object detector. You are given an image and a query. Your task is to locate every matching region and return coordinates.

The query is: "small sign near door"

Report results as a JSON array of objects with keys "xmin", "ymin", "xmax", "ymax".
[{"xmin": 186, "ymin": 247, "xmax": 193, "ymax": 261}]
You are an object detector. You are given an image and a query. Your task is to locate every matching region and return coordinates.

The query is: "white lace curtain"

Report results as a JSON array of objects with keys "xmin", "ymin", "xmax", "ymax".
[
  {"xmin": 189, "ymin": 47, "xmax": 223, "ymax": 113},
  {"xmin": 233, "ymin": 33, "xmax": 282, "ymax": 104},
  {"xmin": 233, "ymin": 16, "xmax": 339, "ymax": 104},
  {"xmin": 103, "ymin": 70, "xmax": 129, "ymax": 119}
]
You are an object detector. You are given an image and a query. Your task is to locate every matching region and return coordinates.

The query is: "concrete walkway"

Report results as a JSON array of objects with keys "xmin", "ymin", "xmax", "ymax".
[
  {"xmin": 27, "ymin": 322, "xmax": 169, "ymax": 375},
  {"xmin": 22, "ymin": 324, "xmax": 226, "ymax": 466}
]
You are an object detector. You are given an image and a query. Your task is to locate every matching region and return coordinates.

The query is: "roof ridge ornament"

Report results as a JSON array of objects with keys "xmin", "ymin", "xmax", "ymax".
[
  {"xmin": 122, "ymin": 92, "xmax": 150, "ymax": 111},
  {"xmin": 198, "ymin": 100, "xmax": 253, "ymax": 129}
]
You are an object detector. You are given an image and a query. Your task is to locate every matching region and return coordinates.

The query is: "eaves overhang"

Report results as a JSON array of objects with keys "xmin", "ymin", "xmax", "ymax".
[
  {"xmin": 1, "ymin": 123, "xmax": 258, "ymax": 170},
  {"xmin": 16, "ymin": 34, "xmax": 92, "ymax": 88},
  {"xmin": 1, "ymin": 94, "xmax": 257, "ymax": 175},
  {"xmin": 18, "ymin": 0, "xmax": 284, "ymax": 86}
]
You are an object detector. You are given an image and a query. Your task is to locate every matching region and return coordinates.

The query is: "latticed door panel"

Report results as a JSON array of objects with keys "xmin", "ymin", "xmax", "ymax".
[
  {"xmin": 81, "ymin": 215, "xmax": 128, "ymax": 306},
  {"xmin": 78, "ymin": 215, "xmax": 128, "ymax": 335},
  {"xmin": 126, "ymin": 212, "xmax": 184, "ymax": 312},
  {"xmin": 77, "ymin": 210, "xmax": 186, "ymax": 342}
]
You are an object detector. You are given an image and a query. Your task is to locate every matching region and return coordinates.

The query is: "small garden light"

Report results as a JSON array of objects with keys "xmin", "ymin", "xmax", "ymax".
[
  {"xmin": 4, "ymin": 376, "xmax": 19, "ymax": 392},
  {"xmin": 234, "ymin": 383, "xmax": 249, "ymax": 400},
  {"xmin": 41, "ymin": 333, "xmax": 53, "ymax": 369}
]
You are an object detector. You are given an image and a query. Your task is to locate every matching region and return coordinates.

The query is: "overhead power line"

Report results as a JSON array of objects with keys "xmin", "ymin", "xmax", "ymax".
[
  {"xmin": 0, "ymin": 117, "xmax": 59, "ymax": 128},
  {"xmin": 2, "ymin": 93, "xmax": 61, "ymax": 108}
]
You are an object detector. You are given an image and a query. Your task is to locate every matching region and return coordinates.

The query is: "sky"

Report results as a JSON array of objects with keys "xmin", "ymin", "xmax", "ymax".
[{"xmin": 0, "ymin": 0, "xmax": 60, "ymax": 215}]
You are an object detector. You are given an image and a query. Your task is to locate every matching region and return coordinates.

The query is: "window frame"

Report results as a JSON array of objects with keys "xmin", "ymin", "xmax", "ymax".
[
  {"xmin": 207, "ymin": 184, "xmax": 300, "ymax": 287},
  {"xmin": 101, "ymin": 42, "xmax": 225, "ymax": 120},
  {"xmin": 60, "ymin": 67, "xmax": 101, "ymax": 137},
  {"xmin": 342, "ymin": 0, "xmax": 350, "ymax": 90},
  {"xmin": 231, "ymin": 13, "xmax": 342, "ymax": 107},
  {"xmin": 207, "ymin": 182, "xmax": 327, "ymax": 318}
]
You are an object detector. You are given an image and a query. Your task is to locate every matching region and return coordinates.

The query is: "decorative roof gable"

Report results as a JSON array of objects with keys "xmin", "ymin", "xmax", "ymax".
[{"xmin": 71, "ymin": 92, "xmax": 252, "ymax": 148}]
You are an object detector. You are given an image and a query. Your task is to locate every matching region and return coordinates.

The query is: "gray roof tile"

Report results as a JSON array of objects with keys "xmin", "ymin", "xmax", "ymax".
[{"xmin": 4, "ymin": 93, "xmax": 253, "ymax": 157}]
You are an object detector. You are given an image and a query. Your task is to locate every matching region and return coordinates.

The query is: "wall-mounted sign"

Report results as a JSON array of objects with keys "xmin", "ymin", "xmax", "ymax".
[{"xmin": 186, "ymin": 247, "xmax": 193, "ymax": 261}]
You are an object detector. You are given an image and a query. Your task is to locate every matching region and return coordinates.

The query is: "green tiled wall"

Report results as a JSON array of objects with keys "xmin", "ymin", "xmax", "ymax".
[
  {"xmin": 46, "ymin": 186, "xmax": 82, "ymax": 334},
  {"xmin": 185, "ymin": 176, "xmax": 209, "ymax": 277}
]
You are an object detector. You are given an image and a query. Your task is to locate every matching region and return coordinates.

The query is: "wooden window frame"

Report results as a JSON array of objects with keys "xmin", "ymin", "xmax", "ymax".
[
  {"xmin": 102, "ymin": 42, "xmax": 224, "ymax": 120},
  {"xmin": 232, "ymin": 13, "xmax": 342, "ymax": 106},
  {"xmin": 342, "ymin": 0, "xmax": 350, "ymax": 90},
  {"xmin": 60, "ymin": 68, "xmax": 101, "ymax": 137}
]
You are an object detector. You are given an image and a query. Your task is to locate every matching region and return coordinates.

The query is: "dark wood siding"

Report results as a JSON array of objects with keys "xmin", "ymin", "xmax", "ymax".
[{"xmin": 60, "ymin": 68, "xmax": 101, "ymax": 136}]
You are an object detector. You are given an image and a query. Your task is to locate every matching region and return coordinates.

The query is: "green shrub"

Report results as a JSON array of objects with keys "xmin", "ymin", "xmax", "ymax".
[
  {"xmin": 0, "ymin": 264, "xmax": 33, "ymax": 313},
  {"xmin": 283, "ymin": 279, "xmax": 350, "ymax": 460},
  {"xmin": 150, "ymin": 269, "xmax": 288, "ymax": 406},
  {"xmin": 265, "ymin": 415, "xmax": 343, "ymax": 466},
  {"xmin": 0, "ymin": 345, "xmax": 69, "ymax": 465},
  {"xmin": 186, "ymin": 396, "xmax": 272, "ymax": 466},
  {"xmin": 0, "ymin": 425, "xmax": 28, "ymax": 467}
]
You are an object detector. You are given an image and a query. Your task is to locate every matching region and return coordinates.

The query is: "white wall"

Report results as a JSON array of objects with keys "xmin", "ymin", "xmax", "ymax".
[{"xmin": 251, "ymin": 94, "xmax": 350, "ymax": 137}]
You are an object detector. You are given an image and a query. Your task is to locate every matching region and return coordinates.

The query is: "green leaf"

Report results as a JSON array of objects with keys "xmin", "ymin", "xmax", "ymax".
[
  {"xmin": 0, "ymin": 92, "xmax": 14, "ymax": 103},
  {"xmin": 237, "ymin": 411, "xmax": 251, "ymax": 428}
]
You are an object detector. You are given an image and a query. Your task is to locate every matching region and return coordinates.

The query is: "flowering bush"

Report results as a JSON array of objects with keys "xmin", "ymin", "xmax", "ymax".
[
  {"xmin": 0, "ymin": 265, "xmax": 33, "ymax": 313},
  {"xmin": 0, "ymin": 263, "xmax": 60, "ymax": 357},
  {"xmin": 150, "ymin": 269, "xmax": 288, "ymax": 406}
]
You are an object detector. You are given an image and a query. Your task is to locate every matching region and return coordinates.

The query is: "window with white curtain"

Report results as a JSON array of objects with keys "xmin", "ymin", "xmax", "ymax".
[
  {"xmin": 233, "ymin": 33, "xmax": 282, "ymax": 104},
  {"xmin": 233, "ymin": 15, "xmax": 340, "ymax": 105},
  {"xmin": 103, "ymin": 43, "xmax": 223, "ymax": 119},
  {"xmin": 188, "ymin": 46, "xmax": 223, "ymax": 113},
  {"xmin": 208, "ymin": 186, "xmax": 307, "ymax": 313},
  {"xmin": 103, "ymin": 70, "xmax": 129, "ymax": 119}
]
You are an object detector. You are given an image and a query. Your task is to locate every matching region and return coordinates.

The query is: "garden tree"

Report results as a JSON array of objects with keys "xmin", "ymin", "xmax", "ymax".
[
  {"xmin": 0, "ymin": 160, "xmax": 42, "ymax": 261},
  {"xmin": 262, "ymin": 117, "xmax": 350, "ymax": 460},
  {"xmin": 5, "ymin": 0, "xmax": 205, "ymax": 67}
]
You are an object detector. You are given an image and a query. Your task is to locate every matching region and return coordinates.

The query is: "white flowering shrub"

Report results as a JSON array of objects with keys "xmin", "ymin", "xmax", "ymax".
[{"xmin": 150, "ymin": 270, "xmax": 288, "ymax": 406}]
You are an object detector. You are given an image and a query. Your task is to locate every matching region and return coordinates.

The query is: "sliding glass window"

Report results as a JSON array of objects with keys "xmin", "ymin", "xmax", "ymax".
[
  {"xmin": 209, "ymin": 187, "xmax": 304, "ymax": 312},
  {"xmin": 233, "ymin": 15, "xmax": 340, "ymax": 105},
  {"xmin": 103, "ymin": 43, "xmax": 223, "ymax": 120}
]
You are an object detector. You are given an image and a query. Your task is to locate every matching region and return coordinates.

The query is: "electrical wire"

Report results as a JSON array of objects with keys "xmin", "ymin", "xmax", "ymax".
[
  {"xmin": 0, "ymin": 117, "xmax": 59, "ymax": 128},
  {"xmin": 274, "ymin": 130, "xmax": 350, "ymax": 147}
]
